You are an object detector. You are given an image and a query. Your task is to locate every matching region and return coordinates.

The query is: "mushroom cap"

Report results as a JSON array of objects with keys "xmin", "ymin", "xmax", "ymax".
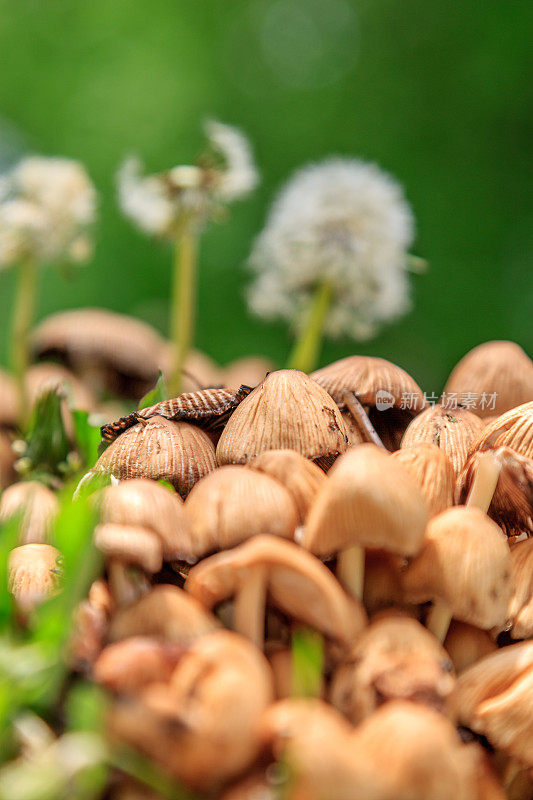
[
  {"xmin": 507, "ymin": 538, "xmax": 533, "ymax": 639},
  {"xmin": 402, "ymin": 506, "xmax": 512, "ymax": 629},
  {"xmin": 456, "ymin": 447, "xmax": 533, "ymax": 539},
  {"xmin": 401, "ymin": 404, "xmax": 485, "ymax": 474},
  {"xmin": 468, "ymin": 401, "xmax": 533, "ymax": 462},
  {"xmin": 107, "ymin": 584, "xmax": 218, "ymax": 643},
  {"xmin": 159, "ymin": 344, "xmax": 222, "ymax": 391},
  {"xmin": 8, "ymin": 543, "xmax": 61, "ymax": 611},
  {"xmin": 0, "ymin": 368, "xmax": 19, "ymax": 428},
  {"xmin": 0, "ymin": 480, "xmax": 59, "ymax": 544},
  {"xmin": 183, "ymin": 465, "xmax": 298, "ymax": 561},
  {"xmin": 302, "ymin": 444, "xmax": 429, "ymax": 558},
  {"xmin": 247, "ymin": 449, "xmax": 327, "ymax": 525},
  {"xmin": 216, "ymin": 369, "xmax": 348, "ymax": 466},
  {"xmin": 108, "ymin": 630, "xmax": 274, "ymax": 791},
  {"xmin": 25, "ymin": 362, "xmax": 96, "ymax": 412},
  {"xmin": 94, "ymin": 637, "xmax": 183, "ymax": 693},
  {"xmin": 186, "ymin": 534, "xmax": 366, "ymax": 646},
  {"xmin": 99, "ymin": 478, "xmax": 190, "ymax": 561},
  {"xmin": 352, "ymin": 700, "xmax": 481, "ymax": 800},
  {"xmin": 222, "ymin": 356, "xmax": 274, "ymax": 392},
  {"xmin": 444, "ymin": 341, "xmax": 533, "ymax": 419},
  {"xmin": 444, "ymin": 621, "xmax": 497, "ymax": 674},
  {"xmin": 392, "ymin": 443, "xmax": 455, "ymax": 517},
  {"xmin": 330, "ymin": 616, "xmax": 455, "ymax": 724},
  {"xmin": 94, "ymin": 523, "xmax": 163, "ymax": 573},
  {"xmin": 339, "ymin": 409, "xmax": 365, "ymax": 446},
  {"xmin": 450, "ymin": 642, "xmax": 533, "ymax": 765},
  {"xmin": 0, "ymin": 430, "xmax": 16, "ymax": 490},
  {"xmin": 94, "ymin": 416, "xmax": 216, "ymax": 496}
]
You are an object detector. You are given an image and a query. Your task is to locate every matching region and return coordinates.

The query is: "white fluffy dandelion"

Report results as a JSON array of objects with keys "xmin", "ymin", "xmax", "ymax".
[{"xmin": 248, "ymin": 159, "xmax": 415, "ymax": 356}]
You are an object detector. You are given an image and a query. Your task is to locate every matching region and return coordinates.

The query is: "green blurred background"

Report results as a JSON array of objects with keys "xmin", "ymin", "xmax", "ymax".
[{"xmin": 0, "ymin": 0, "xmax": 531, "ymax": 391}]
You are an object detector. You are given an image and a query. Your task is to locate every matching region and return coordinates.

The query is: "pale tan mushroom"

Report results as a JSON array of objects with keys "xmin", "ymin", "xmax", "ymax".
[
  {"xmin": 186, "ymin": 534, "xmax": 366, "ymax": 650},
  {"xmin": 507, "ymin": 538, "xmax": 533, "ymax": 639},
  {"xmin": 0, "ymin": 481, "xmax": 59, "ymax": 545},
  {"xmin": 402, "ymin": 506, "xmax": 512, "ymax": 641},
  {"xmin": 444, "ymin": 621, "xmax": 497, "ymax": 674},
  {"xmin": 392, "ymin": 443, "xmax": 455, "ymax": 517},
  {"xmin": 8, "ymin": 543, "xmax": 61, "ymax": 612},
  {"xmin": 444, "ymin": 341, "xmax": 533, "ymax": 419},
  {"xmin": 401, "ymin": 404, "xmax": 485, "ymax": 474},
  {"xmin": 303, "ymin": 444, "xmax": 428, "ymax": 598},
  {"xmin": 93, "ymin": 522, "xmax": 163, "ymax": 605},
  {"xmin": 330, "ymin": 615, "xmax": 455, "ymax": 724},
  {"xmin": 468, "ymin": 401, "xmax": 533, "ymax": 460},
  {"xmin": 182, "ymin": 465, "xmax": 298, "ymax": 561},
  {"xmin": 94, "ymin": 637, "xmax": 183, "ymax": 693},
  {"xmin": 216, "ymin": 369, "xmax": 348, "ymax": 470}
]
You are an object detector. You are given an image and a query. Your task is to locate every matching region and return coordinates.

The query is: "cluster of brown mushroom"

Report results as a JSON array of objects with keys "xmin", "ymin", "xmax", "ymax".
[{"xmin": 3, "ymin": 327, "xmax": 533, "ymax": 799}]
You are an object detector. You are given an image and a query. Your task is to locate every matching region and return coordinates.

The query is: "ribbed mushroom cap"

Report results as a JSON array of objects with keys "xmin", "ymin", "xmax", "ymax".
[
  {"xmin": 94, "ymin": 637, "xmax": 183, "ymax": 693},
  {"xmin": 312, "ymin": 355, "xmax": 427, "ymax": 450},
  {"xmin": 0, "ymin": 480, "xmax": 59, "ymax": 544},
  {"xmin": 216, "ymin": 369, "xmax": 348, "ymax": 466},
  {"xmin": 186, "ymin": 535, "xmax": 366, "ymax": 646},
  {"xmin": 507, "ymin": 538, "xmax": 533, "ymax": 639},
  {"xmin": 352, "ymin": 701, "xmax": 481, "ymax": 800},
  {"xmin": 392, "ymin": 443, "xmax": 455, "ymax": 517},
  {"xmin": 94, "ymin": 416, "xmax": 216, "ymax": 496},
  {"xmin": 444, "ymin": 622, "xmax": 497, "ymax": 674},
  {"xmin": 302, "ymin": 444, "xmax": 429, "ymax": 558},
  {"xmin": 108, "ymin": 630, "xmax": 274, "ymax": 792},
  {"xmin": 450, "ymin": 643, "xmax": 533, "ymax": 765},
  {"xmin": 183, "ymin": 465, "xmax": 298, "ymax": 561},
  {"xmin": 0, "ymin": 430, "xmax": 16, "ymax": 490},
  {"xmin": 108, "ymin": 584, "xmax": 218, "ymax": 643},
  {"xmin": 401, "ymin": 404, "xmax": 485, "ymax": 474},
  {"xmin": 31, "ymin": 308, "xmax": 167, "ymax": 398},
  {"xmin": 456, "ymin": 447, "xmax": 533, "ymax": 538},
  {"xmin": 444, "ymin": 341, "xmax": 533, "ymax": 419},
  {"xmin": 222, "ymin": 356, "xmax": 273, "ymax": 391},
  {"xmin": 402, "ymin": 506, "xmax": 512, "ymax": 630},
  {"xmin": 468, "ymin": 401, "xmax": 533, "ymax": 461},
  {"xmin": 330, "ymin": 616, "xmax": 455, "ymax": 724},
  {"xmin": 99, "ymin": 479, "xmax": 190, "ymax": 561},
  {"xmin": 247, "ymin": 449, "xmax": 326, "ymax": 524},
  {"xmin": 0, "ymin": 369, "xmax": 19, "ymax": 428},
  {"xmin": 8, "ymin": 543, "xmax": 61, "ymax": 612},
  {"xmin": 94, "ymin": 523, "xmax": 163, "ymax": 574}
]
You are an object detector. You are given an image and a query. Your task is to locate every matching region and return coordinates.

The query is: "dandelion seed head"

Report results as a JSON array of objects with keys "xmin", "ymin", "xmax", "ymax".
[
  {"xmin": 247, "ymin": 158, "xmax": 415, "ymax": 339},
  {"xmin": 205, "ymin": 120, "xmax": 259, "ymax": 201}
]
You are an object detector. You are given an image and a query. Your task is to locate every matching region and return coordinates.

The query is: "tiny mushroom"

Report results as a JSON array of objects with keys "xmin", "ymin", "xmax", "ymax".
[
  {"xmin": 392, "ymin": 443, "xmax": 455, "ymax": 517},
  {"xmin": 402, "ymin": 506, "xmax": 512, "ymax": 641},
  {"xmin": 444, "ymin": 621, "xmax": 497, "ymax": 674},
  {"xmin": 0, "ymin": 480, "xmax": 59, "ymax": 544},
  {"xmin": 8, "ymin": 543, "xmax": 62, "ymax": 613},
  {"xmin": 186, "ymin": 534, "xmax": 366, "ymax": 651},
  {"xmin": 93, "ymin": 522, "xmax": 164, "ymax": 605},
  {"xmin": 94, "ymin": 637, "xmax": 184, "ymax": 693},
  {"xmin": 506, "ymin": 537, "xmax": 533, "ymax": 639},
  {"xmin": 302, "ymin": 444, "xmax": 429, "ymax": 598},
  {"xmin": 216, "ymin": 369, "xmax": 348, "ymax": 470}
]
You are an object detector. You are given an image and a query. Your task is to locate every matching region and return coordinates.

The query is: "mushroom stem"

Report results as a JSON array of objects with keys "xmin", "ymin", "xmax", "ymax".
[
  {"xmin": 503, "ymin": 758, "xmax": 522, "ymax": 793},
  {"xmin": 426, "ymin": 601, "xmax": 453, "ymax": 643},
  {"xmin": 287, "ymin": 280, "xmax": 332, "ymax": 374},
  {"xmin": 336, "ymin": 544, "xmax": 365, "ymax": 600},
  {"xmin": 9, "ymin": 257, "xmax": 37, "ymax": 426},
  {"xmin": 108, "ymin": 560, "xmax": 147, "ymax": 607},
  {"xmin": 466, "ymin": 452, "xmax": 501, "ymax": 513},
  {"xmin": 168, "ymin": 228, "xmax": 197, "ymax": 397},
  {"xmin": 233, "ymin": 565, "xmax": 267, "ymax": 649},
  {"xmin": 343, "ymin": 392, "xmax": 386, "ymax": 449}
]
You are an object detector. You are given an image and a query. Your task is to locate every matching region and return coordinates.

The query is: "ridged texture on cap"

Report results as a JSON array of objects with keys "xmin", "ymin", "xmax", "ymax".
[
  {"xmin": 444, "ymin": 341, "xmax": 533, "ymax": 419},
  {"xmin": 392, "ymin": 443, "xmax": 455, "ymax": 517},
  {"xmin": 402, "ymin": 506, "xmax": 512, "ymax": 629},
  {"xmin": 303, "ymin": 444, "xmax": 429, "ymax": 557},
  {"xmin": 216, "ymin": 370, "xmax": 348, "ymax": 465},
  {"xmin": 507, "ymin": 538, "xmax": 533, "ymax": 639},
  {"xmin": 401, "ymin": 404, "xmax": 485, "ymax": 474},
  {"xmin": 94, "ymin": 416, "xmax": 216, "ymax": 496},
  {"xmin": 0, "ymin": 481, "xmax": 59, "ymax": 545},
  {"xmin": 468, "ymin": 401, "xmax": 533, "ymax": 460}
]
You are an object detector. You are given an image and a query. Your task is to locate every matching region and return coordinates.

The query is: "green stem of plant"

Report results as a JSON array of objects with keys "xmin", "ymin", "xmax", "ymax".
[
  {"xmin": 168, "ymin": 229, "xmax": 197, "ymax": 397},
  {"xmin": 287, "ymin": 280, "xmax": 332, "ymax": 373},
  {"xmin": 9, "ymin": 258, "xmax": 37, "ymax": 427}
]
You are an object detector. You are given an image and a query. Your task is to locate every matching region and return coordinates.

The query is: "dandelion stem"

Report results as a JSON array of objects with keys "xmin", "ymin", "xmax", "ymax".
[
  {"xmin": 287, "ymin": 280, "xmax": 332, "ymax": 373},
  {"xmin": 9, "ymin": 258, "xmax": 37, "ymax": 427},
  {"xmin": 168, "ymin": 228, "xmax": 197, "ymax": 397}
]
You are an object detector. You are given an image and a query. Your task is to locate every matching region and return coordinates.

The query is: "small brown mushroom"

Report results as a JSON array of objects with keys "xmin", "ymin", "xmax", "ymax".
[
  {"xmin": 8, "ymin": 543, "xmax": 61, "ymax": 612},
  {"xmin": 330, "ymin": 616, "xmax": 455, "ymax": 724},
  {"xmin": 216, "ymin": 369, "xmax": 348, "ymax": 469},
  {"xmin": 93, "ymin": 416, "xmax": 216, "ymax": 496},
  {"xmin": 507, "ymin": 538, "xmax": 533, "ymax": 639},
  {"xmin": 401, "ymin": 404, "xmax": 485, "ymax": 474},
  {"xmin": 0, "ymin": 480, "xmax": 59, "ymax": 545},
  {"xmin": 392, "ymin": 443, "xmax": 455, "ymax": 517},
  {"xmin": 94, "ymin": 637, "xmax": 183, "ymax": 692},
  {"xmin": 444, "ymin": 621, "xmax": 497, "ymax": 674},
  {"xmin": 94, "ymin": 522, "xmax": 163, "ymax": 605},
  {"xmin": 402, "ymin": 506, "xmax": 512, "ymax": 641},
  {"xmin": 182, "ymin": 465, "xmax": 298, "ymax": 561},
  {"xmin": 303, "ymin": 444, "xmax": 428, "ymax": 598},
  {"xmin": 311, "ymin": 355, "xmax": 427, "ymax": 450},
  {"xmin": 444, "ymin": 341, "xmax": 533, "ymax": 419},
  {"xmin": 247, "ymin": 449, "xmax": 326, "ymax": 525},
  {"xmin": 468, "ymin": 401, "xmax": 533, "ymax": 460},
  {"xmin": 186, "ymin": 534, "xmax": 366, "ymax": 650}
]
